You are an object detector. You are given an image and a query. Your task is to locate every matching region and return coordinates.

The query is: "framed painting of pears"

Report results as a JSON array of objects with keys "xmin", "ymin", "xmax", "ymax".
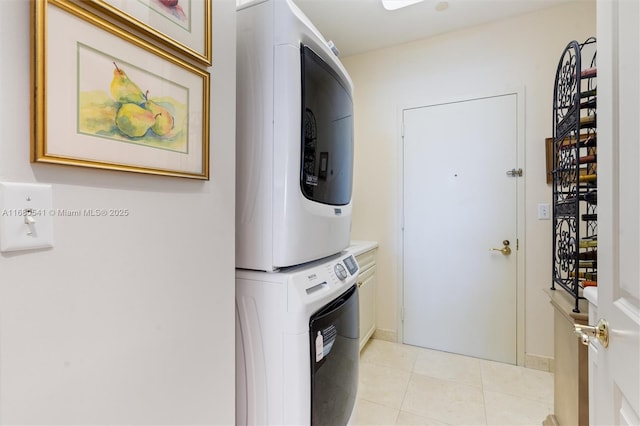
[
  {"xmin": 83, "ymin": 0, "xmax": 212, "ymax": 66},
  {"xmin": 32, "ymin": 0, "xmax": 210, "ymax": 179}
]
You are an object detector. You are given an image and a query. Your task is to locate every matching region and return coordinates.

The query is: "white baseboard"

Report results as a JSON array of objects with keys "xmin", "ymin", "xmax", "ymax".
[
  {"xmin": 525, "ymin": 354, "xmax": 555, "ymax": 373},
  {"xmin": 370, "ymin": 330, "xmax": 555, "ymax": 374},
  {"xmin": 372, "ymin": 328, "xmax": 397, "ymax": 343}
]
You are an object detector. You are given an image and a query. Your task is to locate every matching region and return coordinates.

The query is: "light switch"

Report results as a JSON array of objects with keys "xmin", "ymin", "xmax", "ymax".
[
  {"xmin": 0, "ymin": 182, "xmax": 54, "ymax": 252},
  {"xmin": 537, "ymin": 203, "xmax": 551, "ymax": 220}
]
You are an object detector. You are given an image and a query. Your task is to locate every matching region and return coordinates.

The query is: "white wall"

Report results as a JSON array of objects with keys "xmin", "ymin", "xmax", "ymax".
[
  {"xmin": 343, "ymin": 1, "xmax": 596, "ymax": 360},
  {"xmin": 0, "ymin": 1, "xmax": 235, "ymax": 424}
]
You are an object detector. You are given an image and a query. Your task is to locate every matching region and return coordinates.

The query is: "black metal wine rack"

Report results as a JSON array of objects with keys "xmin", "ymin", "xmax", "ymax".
[{"xmin": 551, "ymin": 37, "xmax": 597, "ymax": 313}]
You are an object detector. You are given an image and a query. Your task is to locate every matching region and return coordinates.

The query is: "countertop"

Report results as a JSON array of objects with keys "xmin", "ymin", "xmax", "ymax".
[
  {"xmin": 347, "ymin": 240, "xmax": 379, "ymax": 257},
  {"xmin": 544, "ymin": 287, "xmax": 589, "ymax": 323}
]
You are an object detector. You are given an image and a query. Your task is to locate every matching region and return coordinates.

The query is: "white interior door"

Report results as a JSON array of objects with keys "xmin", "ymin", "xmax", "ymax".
[
  {"xmin": 402, "ymin": 94, "xmax": 521, "ymax": 364},
  {"xmin": 591, "ymin": 0, "xmax": 640, "ymax": 423}
]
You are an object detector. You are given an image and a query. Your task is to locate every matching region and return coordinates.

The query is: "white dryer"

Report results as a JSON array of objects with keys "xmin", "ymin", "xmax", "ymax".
[{"xmin": 236, "ymin": 252, "xmax": 360, "ymax": 425}]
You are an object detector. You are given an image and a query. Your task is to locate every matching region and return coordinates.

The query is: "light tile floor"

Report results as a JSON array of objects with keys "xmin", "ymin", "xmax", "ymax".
[{"xmin": 353, "ymin": 339, "xmax": 554, "ymax": 426}]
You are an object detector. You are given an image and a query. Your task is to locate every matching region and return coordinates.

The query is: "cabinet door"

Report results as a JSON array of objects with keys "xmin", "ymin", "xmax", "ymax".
[{"xmin": 358, "ymin": 265, "xmax": 376, "ymax": 351}]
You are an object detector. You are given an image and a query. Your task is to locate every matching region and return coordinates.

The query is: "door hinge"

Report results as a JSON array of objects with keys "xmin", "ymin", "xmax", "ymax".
[
  {"xmin": 506, "ymin": 168, "xmax": 523, "ymax": 177},
  {"xmin": 401, "ymin": 306, "xmax": 404, "ymax": 322}
]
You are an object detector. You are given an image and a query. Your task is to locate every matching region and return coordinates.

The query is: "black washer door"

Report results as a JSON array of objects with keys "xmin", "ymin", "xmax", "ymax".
[{"xmin": 309, "ymin": 285, "xmax": 359, "ymax": 426}]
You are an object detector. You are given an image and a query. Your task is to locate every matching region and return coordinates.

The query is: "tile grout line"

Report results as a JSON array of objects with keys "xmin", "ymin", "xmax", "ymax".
[
  {"xmin": 393, "ymin": 366, "xmax": 417, "ymax": 425},
  {"xmin": 480, "ymin": 359, "xmax": 489, "ymax": 426}
]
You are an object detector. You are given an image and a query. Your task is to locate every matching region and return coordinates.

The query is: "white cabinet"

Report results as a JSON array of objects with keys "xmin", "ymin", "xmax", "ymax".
[
  {"xmin": 545, "ymin": 288, "xmax": 589, "ymax": 426},
  {"xmin": 351, "ymin": 242, "xmax": 378, "ymax": 351}
]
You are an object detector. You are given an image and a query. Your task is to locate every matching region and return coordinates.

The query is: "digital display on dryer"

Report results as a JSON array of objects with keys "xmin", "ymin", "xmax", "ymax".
[{"xmin": 343, "ymin": 255, "xmax": 358, "ymax": 275}]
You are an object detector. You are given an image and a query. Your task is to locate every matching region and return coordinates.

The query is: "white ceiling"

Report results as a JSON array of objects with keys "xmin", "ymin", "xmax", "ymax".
[{"xmin": 292, "ymin": 0, "xmax": 582, "ymax": 57}]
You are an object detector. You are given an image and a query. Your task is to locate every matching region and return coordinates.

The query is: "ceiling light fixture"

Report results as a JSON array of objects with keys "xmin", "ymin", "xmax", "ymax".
[
  {"xmin": 381, "ymin": 0, "xmax": 425, "ymax": 11},
  {"xmin": 435, "ymin": 1, "xmax": 449, "ymax": 12}
]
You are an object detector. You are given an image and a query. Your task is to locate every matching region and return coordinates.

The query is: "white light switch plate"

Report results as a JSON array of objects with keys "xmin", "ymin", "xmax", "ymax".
[
  {"xmin": 537, "ymin": 203, "xmax": 551, "ymax": 220},
  {"xmin": 0, "ymin": 182, "xmax": 54, "ymax": 252}
]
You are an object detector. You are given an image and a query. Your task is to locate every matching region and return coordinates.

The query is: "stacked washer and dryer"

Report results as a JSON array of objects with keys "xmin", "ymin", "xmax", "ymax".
[{"xmin": 235, "ymin": 0, "xmax": 359, "ymax": 425}]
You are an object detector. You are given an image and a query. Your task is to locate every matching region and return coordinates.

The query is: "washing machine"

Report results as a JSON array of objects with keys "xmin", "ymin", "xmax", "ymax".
[{"xmin": 236, "ymin": 251, "xmax": 360, "ymax": 425}]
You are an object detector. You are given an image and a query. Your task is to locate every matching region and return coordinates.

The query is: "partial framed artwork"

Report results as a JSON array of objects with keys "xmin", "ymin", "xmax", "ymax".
[
  {"xmin": 545, "ymin": 133, "xmax": 594, "ymax": 184},
  {"xmin": 32, "ymin": 0, "xmax": 210, "ymax": 179},
  {"xmin": 83, "ymin": 0, "xmax": 212, "ymax": 66},
  {"xmin": 545, "ymin": 137, "xmax": 554, "ymax": 184}
]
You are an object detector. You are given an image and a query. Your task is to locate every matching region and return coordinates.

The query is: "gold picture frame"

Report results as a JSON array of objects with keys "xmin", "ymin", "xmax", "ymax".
[
  {"xmin": 83, "ymin": 0, "xmax": 212, "ymax": 66},
  {"xmin": 545, "ymin": 137, "xmax": 554, "ymax": 184},
  {"xmin": 32, "ymin": 0, "xmax": 210, "ymax": 180},
  {"xmin": 545, "ymin": 133, "xmax": 595, "ymax": 184}
]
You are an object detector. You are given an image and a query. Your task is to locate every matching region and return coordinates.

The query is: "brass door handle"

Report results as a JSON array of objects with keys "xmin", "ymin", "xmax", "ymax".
[
  {"xmin": 574, "ymin": 318, "xmax": 609, "ymax": 347},
  {"xmin": 490, "ymin": 240, "xmax": 511, "ymax": 255}
]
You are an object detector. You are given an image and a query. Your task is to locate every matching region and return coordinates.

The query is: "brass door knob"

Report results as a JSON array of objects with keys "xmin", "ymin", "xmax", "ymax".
[
  {"xmin": 490, "ymin": 240, "xmax": 511, "ymax": 255},
  {"xmin": 574, "ymin": 318, "xmax": 609, "ymax": 347}
]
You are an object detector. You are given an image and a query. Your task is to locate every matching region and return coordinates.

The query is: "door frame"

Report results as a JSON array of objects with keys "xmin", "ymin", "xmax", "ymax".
[{"xmin": 396, "ymin": 87, "xmax": 526, "ymax": 366}]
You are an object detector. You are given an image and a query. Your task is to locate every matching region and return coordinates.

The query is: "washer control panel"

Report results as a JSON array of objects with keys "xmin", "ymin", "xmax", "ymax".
[
  {"xmin": 289, "ymin": 253, "xmax": 361, "ymax": 309},
  {"xmin": 334, "ymin": 255, "xmax": 358, "ymax": 280},
  {"xmin": 334, "ymin": 263, "xmax": 348, "ymax": 280},
  {"xmin": 343, "ymin": 255, "xmax": 358, "ymax": 276}
]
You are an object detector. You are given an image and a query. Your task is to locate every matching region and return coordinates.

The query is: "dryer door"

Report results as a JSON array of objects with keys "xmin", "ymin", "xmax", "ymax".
[
  {"xmin": 309, "ymin": 285, "xmax": 359, "ymax": 425},
  {"xmin": 300, "ymin": 45, "xmax": 354, "ymax": 206}
]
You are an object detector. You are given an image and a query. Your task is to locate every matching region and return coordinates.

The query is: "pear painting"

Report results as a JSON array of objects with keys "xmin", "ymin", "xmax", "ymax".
[
  {"xmin": 78, "ymin": 53, "xmax": 188, "ymax": 153},
  {"xmin": 115, "ymin": 103, "xmax": 157, "ymax": 138},
  {"xmin": 110, "ymin": 62, "xmax": 145, "ymax": 104},
  {"xmin": 108, "ymin": 62, "xmax": 177, "ymax": 139},
  {"xmin": 144, "ymin": 90, "xmax": 175, "ymax": 136}
]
